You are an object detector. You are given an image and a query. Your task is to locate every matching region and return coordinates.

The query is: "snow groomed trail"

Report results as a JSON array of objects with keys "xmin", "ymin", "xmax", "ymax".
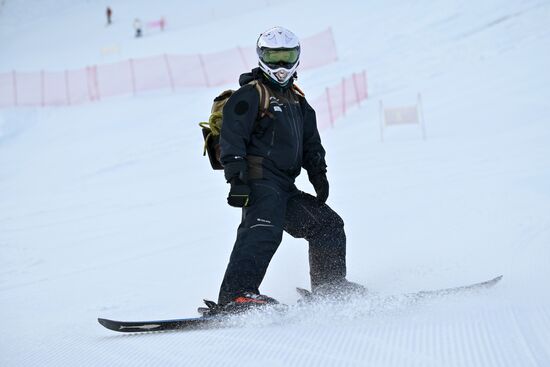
[{"xmin": 1, "ymin": 0, "xmax": 550, "ymax": 366}]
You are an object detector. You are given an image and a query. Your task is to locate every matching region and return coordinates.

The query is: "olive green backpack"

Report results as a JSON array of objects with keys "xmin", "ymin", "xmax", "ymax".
[{"xmin": 199, "ymin": 80, "xmax": 271, "ymax": 170}]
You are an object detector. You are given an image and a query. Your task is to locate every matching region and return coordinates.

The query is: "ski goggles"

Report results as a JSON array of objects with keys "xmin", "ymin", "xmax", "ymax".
[{"xmin": 259, "ymin": 48, "xmax": 300, "ymax": 65}]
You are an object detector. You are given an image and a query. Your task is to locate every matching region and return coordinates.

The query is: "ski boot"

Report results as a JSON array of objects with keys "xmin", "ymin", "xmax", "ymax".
[
  {"xmin": 298, "ymin": 279, "xmax": 367, "ymax": 303},
  {"xmin": 198, "ymin": 292, "xmax": 281, "ymax": 317}
]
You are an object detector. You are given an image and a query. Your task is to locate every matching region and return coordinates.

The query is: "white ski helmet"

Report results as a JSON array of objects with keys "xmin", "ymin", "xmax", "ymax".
[{"xmin": 256, "ymin": 26, "xmax": 300, "ymax": 85}]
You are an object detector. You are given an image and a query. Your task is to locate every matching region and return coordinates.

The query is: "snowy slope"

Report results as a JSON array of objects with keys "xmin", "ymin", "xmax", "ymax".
[{"xmin": 1, "ymin": 0, "xmax": 550, "ymax": 366}]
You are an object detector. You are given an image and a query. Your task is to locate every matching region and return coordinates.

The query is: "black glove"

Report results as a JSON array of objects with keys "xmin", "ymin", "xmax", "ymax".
[
  {"xmin": 224, "ymin": 159, "xmax": 251, "ymax": 207},
  {"xmin": 227, "ymin": 178, "xmax": 251, "ymax": 207},
  {"xmin": 309, "ymin": 171, "xmax": 329, "ymax": 203}
]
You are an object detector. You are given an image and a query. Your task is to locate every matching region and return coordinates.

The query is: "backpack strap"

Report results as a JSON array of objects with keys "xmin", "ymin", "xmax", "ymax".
[
  {"xmin": 291, "ymin": 84, "xmax": 305, "ymax": 98},
  {"xmin": 247, "ymin": 79, "xmax": 304, "ymax": 118},
  {"xmin": 248, "ymin": 80, "xmax": 273, "ymax": 119}
]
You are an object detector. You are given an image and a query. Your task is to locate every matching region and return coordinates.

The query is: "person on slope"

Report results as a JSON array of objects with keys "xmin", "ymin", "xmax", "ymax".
[
  {"xmin": 106, "ymin": 7, "xmax": 112, "ymax": 25},
  {"xmin": 216, "ymin": 26, "xmax": 365, "ymax": 313},
  {"xmin": 133, "ymin": 18, "xmax": 142, "ymax": 38}
]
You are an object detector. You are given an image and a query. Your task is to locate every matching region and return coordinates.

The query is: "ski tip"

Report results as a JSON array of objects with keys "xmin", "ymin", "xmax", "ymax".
[
  {"xmin": 98, "ymin": 317, "xmax": 120, "ymax": 332},
  {"xmin": 473, "ymin": 275, "xmax": 503, "ymax": 290},
  {"xmin": 486, "ymin": 275, "xmax": 503, "ymax": 283}
]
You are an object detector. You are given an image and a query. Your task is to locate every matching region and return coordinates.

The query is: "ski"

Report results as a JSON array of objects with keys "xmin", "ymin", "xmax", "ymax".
[
  {"xmin": 296, "ymin": 275, "xmax": 503, "ymax": 302},
  {"xmin": 405, "ymin": 274, "xmax": 502, "ymax": 300},
  {"xmin": 97, "ymin": 298, "xmax": 282, "ymax": 334},
  {"xmin": 98, "ymin": 275, "xmax": 502, "ymax": 333},
  {"xmin": 97, "ymin": 314, "xmax": 227, "ymax": 333}
]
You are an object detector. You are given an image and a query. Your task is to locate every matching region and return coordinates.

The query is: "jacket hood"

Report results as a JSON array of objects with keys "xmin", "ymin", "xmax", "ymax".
[{"xmin": 238, "ymin": 68, "xmax": 258, "ymax": 86}]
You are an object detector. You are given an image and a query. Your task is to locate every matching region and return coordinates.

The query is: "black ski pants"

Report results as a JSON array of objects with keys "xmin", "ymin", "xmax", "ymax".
[{"xmin": 218, "ymin": 179, "xmax": 346, "ymax": 305}]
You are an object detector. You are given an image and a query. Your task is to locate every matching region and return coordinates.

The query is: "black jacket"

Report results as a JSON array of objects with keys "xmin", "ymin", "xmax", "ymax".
[{"xmin": 220, "ymin": 68, "xmax": 327, "ymax": 182}]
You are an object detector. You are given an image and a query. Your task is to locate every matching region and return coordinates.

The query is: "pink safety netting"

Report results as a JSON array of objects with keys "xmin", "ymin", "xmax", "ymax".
[
  {"xmin": 310, "ymin": 71, "xmax": 368, "ymax": 131},
  {"xmin": 0, "ymin": 28, "xmax": 339, "ymax": 108}
]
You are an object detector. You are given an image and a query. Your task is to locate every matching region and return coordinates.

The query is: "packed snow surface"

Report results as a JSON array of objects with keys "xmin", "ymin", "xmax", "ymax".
[{"xmin": 1, "ymin": 0, "xmax": 550, "ymax": 366}]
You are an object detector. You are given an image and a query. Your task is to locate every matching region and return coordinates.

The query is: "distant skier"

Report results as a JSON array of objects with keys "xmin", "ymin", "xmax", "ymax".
[
  {"xmin": 214, "ymin": 26, "xmax": 365, "ymax": 313},
  {"xmin": 106, "ymin": 7, "xmax": 112, "ymax": 25},
  {"xmin": 159, "ymin": 17, "xmax": 165, "ymax": 32},
  {"xmin": 133, "ymin": 18, "xmax": 142, "ymax": 38}
]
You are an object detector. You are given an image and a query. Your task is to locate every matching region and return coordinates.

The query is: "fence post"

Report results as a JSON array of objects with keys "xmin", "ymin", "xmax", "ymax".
[
  {"xmin": 41, "ymin": 70, "xmax": 45, "ymax": 107},
  {"xmin": 326, "ymin": 87, "xmax": 334, "ymax": 128},
  {"xmin": 163, "ymin": 54, "xmax": 175, "ymax": 92},
  {"xmin": 418, "ymin": 93, "xmax": 427, "ymax": 140},
  {"xmin": 65, "ymin": 69, "xmax": 71, "ymax": 105},
  {"xmin": 94, "ymin": 65, "xmax": 100, "ymax": 101},
  {"xmin": 86, "ymin": 66, "xmax": 100, "ymax": 102},
  {"xmin": 363, "ymin": 70, "xmax": 368, "ymax": 99},
  {"xmin": 86, "ymin": 67, "xmax": 92, "ymax": 101},
  {"xmin": 379, "ymin": 100, "xmax": 384, "ymax": 142},
  {"xmin": 129, "ymin": 59, "xmax": 137, "ymax": 96},
  {"xmin": 12, "ymin": 70, "xmax": 17, "ymax": 106},
  {"xmin": 342, "ymin": 77, "xmax": 346, "ymax": 116},
  {"xmin": 352, "ymin": 72, "xmax": 361, "ymax": 106},
  {"xmin": 198, "ymin": 54, "xmax": 210, "ymax": 87}
]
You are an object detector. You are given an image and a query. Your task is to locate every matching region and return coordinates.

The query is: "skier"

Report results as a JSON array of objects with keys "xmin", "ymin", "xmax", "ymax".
[
  {"xmin": 216, "ymin": 26, "xmax": 365, "ymax": 313},
  {"xmin": 106, "ymin": 7, "xmax": 112, "ymax": 25},
  {"xmin": 133, "ymin": 18, "xmax": 142, "ymax": 38},
  {"xmin": 159, "ymin": 17, "xmax": 165, "ymax": 32}
]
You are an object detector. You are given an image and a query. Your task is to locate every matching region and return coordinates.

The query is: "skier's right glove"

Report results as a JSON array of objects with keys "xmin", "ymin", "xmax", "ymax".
[
  {"xmin": 224, "ymin": 158, "xmax": 251, "ymax": 208},
  {"xmin": 308, "ymin": 171, "xmax": 329, "ymax": 203},
  {"xmin": 227, "ymin": 178, "xmax": 251, "ymax": 207}
]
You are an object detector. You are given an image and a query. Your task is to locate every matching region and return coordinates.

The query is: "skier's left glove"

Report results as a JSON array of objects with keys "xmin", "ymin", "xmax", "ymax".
[{"xmin": 308, "ymin": 171, "xmax": 329, "ymax": 203}]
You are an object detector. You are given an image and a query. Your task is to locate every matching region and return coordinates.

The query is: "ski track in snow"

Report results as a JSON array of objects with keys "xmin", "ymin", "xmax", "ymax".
[{"xmin": 1, "ymin": 0, "xmax": 550, "ymax": 365}]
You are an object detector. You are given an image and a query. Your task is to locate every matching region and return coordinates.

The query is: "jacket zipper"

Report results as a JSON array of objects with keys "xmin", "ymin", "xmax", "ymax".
[{"xmin": 287, "ymin": 99, "xmax": 301, "ymax": 168}]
